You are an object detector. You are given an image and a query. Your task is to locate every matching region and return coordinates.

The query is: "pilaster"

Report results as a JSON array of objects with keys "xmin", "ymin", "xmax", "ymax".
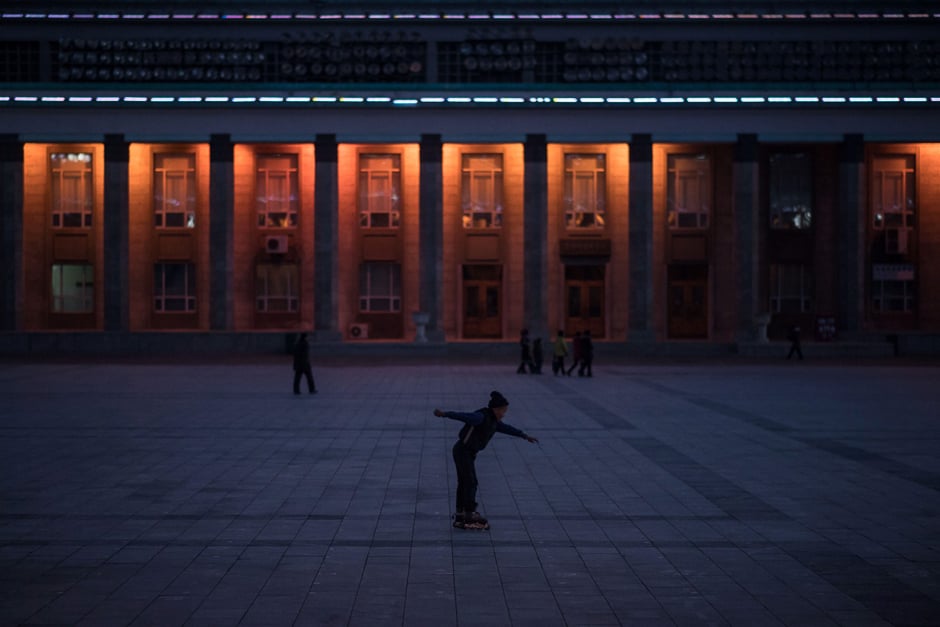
[{"xmin": 209, "ymin": 134, "xmax": 234, "ymax": 330}]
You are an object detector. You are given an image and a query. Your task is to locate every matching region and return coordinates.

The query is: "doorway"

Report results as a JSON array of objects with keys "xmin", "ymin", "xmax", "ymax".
[
  {"xmin": 667, "ymin": 264, "xmax": 708, "ymax": 339},
  {"xmin": 565, "ymin": 265, "xmax": 605, "ymax": 338},
  {"xmin": 463, "ymin": 265, "xmax": 502, "ymax": 338}
]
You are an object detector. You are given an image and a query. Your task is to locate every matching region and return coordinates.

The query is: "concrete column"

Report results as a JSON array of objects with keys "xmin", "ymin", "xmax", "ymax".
[
  {"xmin": 628, "ymin": 134, "xmax": 654, "ymax": 341},
  {"xmin": 734, "ymin": 134, "xmax": 761, "ymax": 342},
  {"xmin": 419, "ymin": 134, "xmax": 445, "ymax": 341},
  {"xmin": 523, "ymin": 134, "xmax": 548, "ymax": 338},
  {"xmin": 314, "ymin": 134, "xmax": 340, "ymax": 340},
  {"xmin": 209, "ymin": 134, "xmax": 234, "ymax": 331},
  {"xmin": 0, "ymin": 134, "xmax": 23, "ymax": 331},
  {"xmin": 838, "ymin": 134, "xmax": 866, "ymax": 337},
  {"xmin": 103, "ymin": 134, "xmax": 129, "ymax": 332}
]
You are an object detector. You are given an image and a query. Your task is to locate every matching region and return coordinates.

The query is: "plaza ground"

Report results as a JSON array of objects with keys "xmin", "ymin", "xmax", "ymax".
[{"xmin": 1, "ymin": 356, "xmax": 938, "ymax": 626}]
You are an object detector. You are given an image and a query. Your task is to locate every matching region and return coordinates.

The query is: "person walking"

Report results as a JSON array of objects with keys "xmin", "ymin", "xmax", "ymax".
[
  {"xmin": 786, "ymin": 325, "xmax": 804, "ymax": 360},
  {"xmin": 566, "ymin": 331, "xmax": 583, "ymax": 376},
  {"xmin": 551, "ymin": 329, "xmax": 568, "ymax": 376},
  {"xmin": 578, "ymin": 329, "xmax": 594, "ymax": 377},
  {"xmin": 434, "ymin": 391, "xmax": 538, "ymax": 530},
  {"xmin": 292, "ymin": 332, "xmax": 317, "ymax": 394},
  {"xmin": 516, "ymin": 329, "xmax": 534, "ymax": 374},
  {"xmin": 532, "ymin": 337, "xmax": 544, "ymax": 374}
]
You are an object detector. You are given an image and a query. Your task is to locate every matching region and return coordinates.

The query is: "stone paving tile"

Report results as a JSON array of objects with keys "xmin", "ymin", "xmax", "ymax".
[{"xmin": 1, "ymin": 359, "xmax": 939, "ymax": 626}]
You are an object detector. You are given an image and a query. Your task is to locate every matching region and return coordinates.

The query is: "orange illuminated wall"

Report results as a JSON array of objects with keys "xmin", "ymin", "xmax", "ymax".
[
  {"xmin": 652, "ymin": 143, "xmax": 735, "ymax": 341},
  {"xmin": 919, "ymin": 144, "xmax": 940, "ymax": 330},
  {"xmin": 21, "ymin": 143, "xmax": 105, "ymax": 330},
  {"xmin": 865, "ymin": 142, "xmax": 940, "ymax": 332},
  {"xmin": 128, "ymin": 143, "xmax": 210, "ymax": 331},
  {"xmin": 442, "ymin": 143, "xmax": 524, "ymax": 339},
  {"xmin": 337, "ymin": 143, "xmax": 420, "ymax": 340},
  {"xmin": 232, "ymin": 144, "xmax": 315, "ymax": 331},
  {"xmin": 546, "ymin": 143, "xmax": 630, "ymax": 339}
]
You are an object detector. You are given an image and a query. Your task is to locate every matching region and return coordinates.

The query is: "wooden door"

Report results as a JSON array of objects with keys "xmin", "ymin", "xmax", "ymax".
[
  {"xmin": 667, "ymin": 265, "xmax": 708, "ymax": 339},
  {"xmin": 463, "ymin": 265, "xmax": 502, "ymax": 338},
  {"xmin": 565, "ymin": 265, "xmax": 605, "ymax": 338}
]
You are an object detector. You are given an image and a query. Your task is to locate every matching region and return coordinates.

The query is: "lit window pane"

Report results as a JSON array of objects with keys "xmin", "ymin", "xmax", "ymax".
[{"xmin": 51, "ymin": 263, "xmax": 93, "ymax": 313}]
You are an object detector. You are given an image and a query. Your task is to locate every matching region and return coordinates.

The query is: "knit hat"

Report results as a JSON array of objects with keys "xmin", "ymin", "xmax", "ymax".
[{"xmin": 488, "ymin": 390, "xmax": 509, "ymax": 408}]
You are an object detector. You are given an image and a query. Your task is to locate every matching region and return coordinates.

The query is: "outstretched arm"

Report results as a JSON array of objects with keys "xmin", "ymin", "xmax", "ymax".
[
  {"xmin": 433, "ymin": 409, "xmax": 484, "ymax": 425},
  {"xmin": 496, "ymin": 421, "xmax": 539, "ymax": 443}
]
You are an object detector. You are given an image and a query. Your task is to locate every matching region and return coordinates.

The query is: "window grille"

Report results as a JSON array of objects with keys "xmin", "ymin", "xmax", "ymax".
[
  {"xmin": 153, "ymin": 153, "xmax": 196, "ymax": 228},
  {"xmin": 51, "ymin": 263, "xmax": 94, "ymax": 313},
  {"xmin": 359, "ymin": 154, "xmax": 401, "ymax": 228},
  {"xmin": 462, "ymin": 154, "xmax": 503, "ymax": 228},
  {"xmin": 153, "ymin": 262, "xmax": 196, "ymax": 312},
  {"xmin": 667, "ymin": 154, "xmax": 710, "ymax": 229},
  {"xmin": 769, "ymin": 264, "xmax": 814, "ymax": 314},
  {"xmin": 256, "ymin": 154, "xmax": 299, "ymax": 228},
  {"xmin": 359, "ymin": 262, "xmax": 401, "ymax": 312},
  {"xmin": 50, "ymin": 152, "xmax": 93, "ymax": 228},
  {"xmin": 872, "ymin": 265, "xmax": 916, "ymax": 313},
  {"xmin": 564, "ymin": 154, "xmax": 606, "ymax": 229},
  {"xmin": 872, "ymin": 155, "xmax": 915, "ymax": 229},
  {"xmin": 256, "ymin": 263, "xmax": 298, "ymax": 312}
]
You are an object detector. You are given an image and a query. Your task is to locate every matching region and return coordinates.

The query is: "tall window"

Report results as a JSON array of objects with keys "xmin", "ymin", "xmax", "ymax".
[
  {"xmin": 667, "ymin": 154, "xmax": 710, "ymax": 229},
  {"xmin": 769, "ymin": 153, "xmax": 813, "ymax": 229},
  {"xmin": 50, "ymin": 152, "xmax": 93, "ymax": 228},
  {"xmin": 872, "ymin": 155, "xmax": 915, "ymax": 230},
  {"xmin": 359, "ymin": 262, "xmax": 401, "ymax": 312},
  {"xmin": 257, "ymin": 154, "xmax": 298, "ymax": 228},
  {"xmin": 462, "ymin": 154, "xmax": 503, "ymax": 228},
  {"xmin": 564, "ymin": 154, "xmax": 606, "ymax": 228},
  {"xmin": 51, "ymin": 263, "xmax": 93, "ymax": 313},
  {"xmin": 153, "ymin": 153, "xmax": 196, "ymax": 228},
  {"xmin": 359, "ymin": 154, "xmax": 401, "ymax": 228},
  {"xmin": 769, "ymin": 264, "xmax": 814, "ymax": 313},
  {"xmin": 153, "ymin": 262, "xmax": 196, "ymax": 312},
  {"xmin": 256, "ymin": 263, "xmax": 298, "ymax": 312}
]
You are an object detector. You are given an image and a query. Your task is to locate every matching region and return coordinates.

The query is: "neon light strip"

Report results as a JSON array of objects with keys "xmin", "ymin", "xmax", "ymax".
[
  {"xmin": 2, "ymin": 11, "xmax": 937, "ymax": 21},
  {"xmin": 1, "ymin": 93, "xmax": 936, "ymax": 107}
]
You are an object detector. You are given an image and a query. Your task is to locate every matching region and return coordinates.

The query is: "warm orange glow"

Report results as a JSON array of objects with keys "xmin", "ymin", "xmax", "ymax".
[
  {"xmin": 233, "ymin": 143, "xmax": 315, "ymax": 331},
  {"xmin": 442, "ymin": 143, "xmax": 523, "ymax": 339},
  {"xmin": 337, "ymin": 143, "xmax": 420, "ymax": 340},
  {"xmin": 22, "ymin": 143, "xmax": 104, "ymax": 330},
  {"xmin": 128, "ymin": 143, "xmax": 210, "ymax": 330}
]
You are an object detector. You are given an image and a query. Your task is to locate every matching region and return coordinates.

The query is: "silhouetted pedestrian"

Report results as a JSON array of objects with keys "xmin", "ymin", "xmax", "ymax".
[
  {"xmin": 532, "ymin": 337, "xmax": 543, "ymax": 374},
  {"xmin": 517, "ymin": 329, "xmax": 535, "ymax": 374},
  {"xmin": 434, "ymin": 391, "xmax": 538, "ymax": 530},
  {"xmin": 566, "ymin": 331, "xmax": 583, "ymax": 376},
  {"xmin": 551, "ymin": 330, "xmax": 568, "ymax": 376},
  {"xmin": 578, "ymin": 330, "xmax": 594, "ymax": 377},
  {"xmin": 292, "ymin": 332, "xmax": 317, "ymax": 394},
  {"xmin": 786, "ymin": 325, "xmax": 803, "ymax": 360}
]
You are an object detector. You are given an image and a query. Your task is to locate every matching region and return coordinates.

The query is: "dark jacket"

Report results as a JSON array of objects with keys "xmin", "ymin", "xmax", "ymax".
[
  {"xmin": 441, "ymin": 407, "xmax": 528, "ymax": 453},
  {"xmin": 293, "ymin": 336, "xmax": 310, "ymax": 371}
]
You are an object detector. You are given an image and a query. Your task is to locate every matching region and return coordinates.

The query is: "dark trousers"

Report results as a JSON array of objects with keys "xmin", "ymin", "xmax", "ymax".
[
  {"xmin": 578, "ymin": 357, "xmax": 593, "ymax": 377},
  {"xmin": 566, "ymin": 359, "xmax": 581, "ymax": 376},
  {"xmin": 452, "ymin": 442, "xmax": 478, "ymax": 513},
  {"xmin": 517, "ymin": 358, "xmax": 534, "ymax": 374},
  {"xmin": 293, "ymin": 365, "xmax": 316, "ymax": 393},
  {"xmin": 787, "ymin": 341, "xmax": 803, "ymax": 360},
  {"xmin": 552, "ymin": 356, "xmax": 565, "ymax": 375}
]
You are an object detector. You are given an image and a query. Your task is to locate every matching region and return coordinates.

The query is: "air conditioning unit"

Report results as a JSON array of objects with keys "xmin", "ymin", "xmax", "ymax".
[
  {"xmin": 349, "ymin": 323, "xmax": 369, "ymax": 339},
  {"xmin": 885, "ymin": 228, "xmax": 910, "ymax": 255},
  {"xmin": 265, "ymin": 235, "xmax": 288, "ymax": 254}
]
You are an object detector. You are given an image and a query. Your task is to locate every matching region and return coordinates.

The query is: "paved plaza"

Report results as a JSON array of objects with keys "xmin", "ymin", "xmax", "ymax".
[{"xmin": 1, "ymin": 356, "xmax": 939, "ymax": 626}]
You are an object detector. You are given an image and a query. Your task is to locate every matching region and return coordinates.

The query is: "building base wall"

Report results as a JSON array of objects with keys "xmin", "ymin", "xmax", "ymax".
[{"xmin": 0, "ymin": 332, "xmax": 930, "ymax": 358}]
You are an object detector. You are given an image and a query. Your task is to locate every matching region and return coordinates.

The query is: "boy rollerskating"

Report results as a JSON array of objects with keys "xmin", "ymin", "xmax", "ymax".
[{"xmin": 434, "ymin": 391, "xmax": 538, "ymax": 530}]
